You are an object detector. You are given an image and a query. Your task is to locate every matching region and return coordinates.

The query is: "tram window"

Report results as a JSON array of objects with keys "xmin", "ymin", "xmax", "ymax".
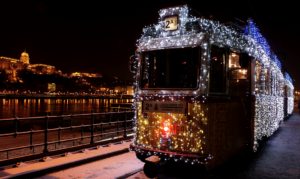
[
  {"xmin": 286, "ymin": 87, "xmax": 289, "ymax": 97},
  {"xmin": 276, "ymin": 79, "xmax": 280, "ymax": 96},
  {"xmin": 278, "ymin": 80, "xmax": 283, "ymax": 97},
  {"xmin": 271, "ymin": 73, "xmax": 275, "ymax": 96},
  {"xmin": 229, "ymin": 51, "xmax": 240, "ymax": 69},
  {"xmin": 265, "ymin": 69, "xmax": 271, "ymax": 95},
  {"xmin": 255, "ymin": 61, "xmax": 262, "ymax": 94},
  {"xmin": 229, "ymin": 50, "xmax": 248, "ymax": 80},
  {"xmin": 210, "ymin": 45, "xmax": 226, "ymax": 92},
  {"xmin": 230, "ymin": 69, "xmax": 247, "ymax": 80},
  {"xmin": 141, "ymin": 48, "xmax": 199, "ymax": 88}
]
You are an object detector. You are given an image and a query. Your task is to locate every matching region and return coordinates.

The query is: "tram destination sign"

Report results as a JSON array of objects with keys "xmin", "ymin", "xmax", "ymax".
[
  {"xmin": 143, "ymin": 101, "xmax": 186, "ymax": 114},
  {"xmin": 163, "ymin": 15, "xmax": 178, "ymax": 31}
]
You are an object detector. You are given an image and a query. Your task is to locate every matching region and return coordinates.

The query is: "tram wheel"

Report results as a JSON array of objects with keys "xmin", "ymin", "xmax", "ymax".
[
  {"xmin": 143, "ymin": 162, "xmax": 160, "ymax": 178},
  {"xmin": 136, "ymin": 153, "xmax": 147, "ymax": 162}
]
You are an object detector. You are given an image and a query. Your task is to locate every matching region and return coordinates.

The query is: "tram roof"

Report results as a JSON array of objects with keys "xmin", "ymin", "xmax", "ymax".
[
  {"xmin": 136, "ymin": 5, "xmax": 291, "ymax": 84},
  {"xmin": 136, "ymin": 33, "xmax": 205, "ymax": 52}
]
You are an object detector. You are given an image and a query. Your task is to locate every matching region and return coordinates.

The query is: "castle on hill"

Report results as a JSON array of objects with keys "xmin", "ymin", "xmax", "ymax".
[{"xmin": 0, "ymin": 50, "xmax": 61, "ymax": 83}]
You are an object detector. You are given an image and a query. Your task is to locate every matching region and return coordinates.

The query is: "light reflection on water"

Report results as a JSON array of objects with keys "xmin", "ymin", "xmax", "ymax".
[{"xmin": 0, "ymin": 98, "xmax": 127, "ymax": 119}]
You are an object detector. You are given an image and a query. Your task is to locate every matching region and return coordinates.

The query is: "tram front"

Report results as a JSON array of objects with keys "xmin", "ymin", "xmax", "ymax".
[{"xmin": 129, "ymin": 5, "xmax": 212, "ymax": 177}]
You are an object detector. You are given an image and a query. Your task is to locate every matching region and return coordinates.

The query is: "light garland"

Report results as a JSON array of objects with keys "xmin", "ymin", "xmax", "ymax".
[
  {"xmin": 285, "ymin": 72, "xmax": 294, "ymax": 116},
  {"xmin": 135, "ymin": 101, "xmax": 206, "ymax": 153},
  {"xmin": 130, "ymin": 5, "xmax": 294, "ymax": 166}
]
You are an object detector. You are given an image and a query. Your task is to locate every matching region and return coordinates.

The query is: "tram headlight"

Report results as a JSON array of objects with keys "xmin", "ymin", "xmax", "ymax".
[{"xmin": 164, "ymin": 126, "xmax": 169, "ymax": 132}]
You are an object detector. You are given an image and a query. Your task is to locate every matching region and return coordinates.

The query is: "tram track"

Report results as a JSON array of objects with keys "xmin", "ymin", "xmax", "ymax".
[
  {"xmin": 116, "ymin": 168, "xmax": 143, "ymax": 179},
  {"xmin": 0, "ymin": 139, "xmax": 135, "ymax": 179},
  {"xmin": 34, "ymin": 147, "xmax": 144, "ymax": 179}
]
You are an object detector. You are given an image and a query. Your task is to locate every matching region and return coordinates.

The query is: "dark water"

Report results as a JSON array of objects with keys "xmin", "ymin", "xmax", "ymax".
[{"xmin": 0, "ymin": 98, "xmax": 132, "ymax": 119}]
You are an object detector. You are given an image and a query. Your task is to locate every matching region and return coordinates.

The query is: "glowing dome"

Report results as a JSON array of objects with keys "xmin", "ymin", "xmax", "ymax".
[
  {"xmin": 21, "ymin": 51, "xmax": 29, "ymax": 57},
  {"xmin": 20, "ymin": 50, "xmax": 30, "ymax": 64}
]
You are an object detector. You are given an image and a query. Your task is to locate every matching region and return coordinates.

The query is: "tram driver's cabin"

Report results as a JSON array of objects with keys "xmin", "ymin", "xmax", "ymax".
[{"xmin": 128, "ymin": 5, "xmax": 293, "ymax": 178}]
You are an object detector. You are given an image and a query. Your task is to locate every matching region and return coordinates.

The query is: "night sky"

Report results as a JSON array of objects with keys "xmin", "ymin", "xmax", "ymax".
[{"xmin": 0, "ymin": 0, "xmax": 299, "ymax": 89}]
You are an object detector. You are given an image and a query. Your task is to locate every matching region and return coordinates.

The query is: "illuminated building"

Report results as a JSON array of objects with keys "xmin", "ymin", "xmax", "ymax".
[
  {"xmin": 0, "ymin": 51, "xmax": 61, "ymax": 83},
  {"xmin": 114, "ymin": 85, "xmax": 134, "ymax": 95},
  {"xmin": 0, "ymin": 51, "xmax": 132, "ymax": 94},
  {"xmin": 20, "ymin": 51, "xmax": 30, "ymax": 64},
  {"xmin": 0, "ymin": 55, "xmax": 26, "ymax": 83},
  {"xmin": 70, "ymin": 72, "xmax": 102, "ymax": 78},
  {"xmin": 27, "ymin": 64, "xmax": 56, "ymax": 75}
]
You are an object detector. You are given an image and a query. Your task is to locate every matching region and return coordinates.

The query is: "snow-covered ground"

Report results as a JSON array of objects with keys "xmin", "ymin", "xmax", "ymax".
[
  {"xmin": 0, "ymin": 140, "xmax": 144, "ymax": 179},
  {"xmin": 36, "ymin": 152, "xmax": 143, "ymax": 179},
  {"xmin": 127, "ymin": 171, "xmax": 149, "ymax": 179}
]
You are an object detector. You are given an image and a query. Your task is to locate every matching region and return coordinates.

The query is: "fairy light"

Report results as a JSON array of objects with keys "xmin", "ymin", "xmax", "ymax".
[{"xmin": 285, "ymin": 72, "xmax": 294, "ymax": 116}]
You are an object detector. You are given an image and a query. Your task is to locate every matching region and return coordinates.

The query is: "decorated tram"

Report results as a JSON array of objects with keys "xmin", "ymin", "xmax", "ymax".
[{"xmin": 128, "ymin": 5, "xmax": 294, "ymax": 178}]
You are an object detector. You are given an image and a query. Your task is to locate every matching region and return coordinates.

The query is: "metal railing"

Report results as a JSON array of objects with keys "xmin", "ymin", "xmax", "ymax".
[{"xmin": 0, "ymin": 110, "xmax": 135, "ymax": 160}]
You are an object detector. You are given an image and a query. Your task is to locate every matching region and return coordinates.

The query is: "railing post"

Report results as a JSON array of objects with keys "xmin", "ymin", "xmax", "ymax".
[
  {"xmin": 90, "ymin": 109, "xmax": 94, "ymax": 144},
  {"xmin": 43, "ymin": 112, "xmax": 49, "ymax": 153},
  {"xmin": 108, "ymin": 99, "xmax": 111, "ymax": 111},
  {"xmin": 100, "ymin": 121, "xmax": 103, "ymax": 138},
  {"xmin": 81, "ymin": 123, "xmax": 84, "ymax": 141},
  {"xmin": 70, "ymin": 114, "xmax": 73, "ymax": 131},
  {"xmin": 117, "ymin": 118, "xmax": 119, "ymax": 137},
  {"xmin": 14, "ymin": 117, "xmax": 18, "ymax": 138},
  {"xmin": 30, "ymin": 128, "xmax": 33, "ymax": 149},
  {"xmin": 109, "ymin": 113, "xmax": 112, "ymax": 127},
  {"xmin": 58, "ymin": 126, "xmax": 61, "ymax": 145},
  {"xmin": 73, "ymin": 135, "xmax": 76, "ymax": 146},
  {"xmin": 124, "ymin": 111, "xmax": 127, "ymax": 138}
]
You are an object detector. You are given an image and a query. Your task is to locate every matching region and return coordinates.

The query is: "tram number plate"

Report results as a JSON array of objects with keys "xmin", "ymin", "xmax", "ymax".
[
  {"xmin": 171, "ymin": 123, "xmax": 198, "ymax": 135},
  {"xmin": 171, "ymin": 124, "xmax": 188, "ymax": 135}
]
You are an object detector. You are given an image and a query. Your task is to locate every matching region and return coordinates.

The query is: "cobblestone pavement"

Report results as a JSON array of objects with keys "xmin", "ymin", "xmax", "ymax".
[{"xmin": 130, "ymin": 111, "xmax": 300, "ymax": 179}]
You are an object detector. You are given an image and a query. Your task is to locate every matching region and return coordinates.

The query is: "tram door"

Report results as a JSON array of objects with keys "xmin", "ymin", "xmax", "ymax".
[{"xmin": 228, "ymin": 51, "xmax": 251, "ymax": 157}]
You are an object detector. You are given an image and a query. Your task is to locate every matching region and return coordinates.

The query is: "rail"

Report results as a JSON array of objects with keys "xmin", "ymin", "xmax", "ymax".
[{"xmin": 0, "ymin": 110, "xmax": 135, "ymax": 160}]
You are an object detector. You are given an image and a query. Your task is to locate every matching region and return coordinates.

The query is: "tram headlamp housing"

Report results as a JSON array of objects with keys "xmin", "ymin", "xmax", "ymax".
[{"xmin": 160, "ymin": 136, "xmax": 171, "ymax": 148}]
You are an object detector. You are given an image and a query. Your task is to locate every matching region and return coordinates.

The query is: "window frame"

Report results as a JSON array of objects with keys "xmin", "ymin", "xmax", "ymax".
[
  {"xmin": 228, "ymin": 49, "xmax": 248, "ymax": 81},
  {"xmin": 139, "ymin": 47, "xmax": 201, "ymax": 90},
  {"xmin": 208, "ymin": 45, "xmax": 229, "ymax": 95}
]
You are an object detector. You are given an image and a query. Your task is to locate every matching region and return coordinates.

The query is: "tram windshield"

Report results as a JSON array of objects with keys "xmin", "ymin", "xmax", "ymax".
[{"xmin": 141, "ymin": 48, "xmax": 199, "ymax": 89}]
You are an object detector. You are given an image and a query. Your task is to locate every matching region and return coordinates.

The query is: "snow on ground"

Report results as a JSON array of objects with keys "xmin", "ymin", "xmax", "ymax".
[
  {"xmin": 127, "ymin": 171, "xmax": 149, "ymax": 179},
  {"xmin": 35, "ymin": 152, "xmax": 143, "ymax": 179},
  {"xmin": 0, "ymin": 140, "xmax": 143, "ymax": 179}
]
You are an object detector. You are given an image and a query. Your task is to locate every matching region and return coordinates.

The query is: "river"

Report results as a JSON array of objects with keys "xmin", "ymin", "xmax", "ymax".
[{"xmin": 0, "ymin": 98, "xmax": 132, "ymax": 119}]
